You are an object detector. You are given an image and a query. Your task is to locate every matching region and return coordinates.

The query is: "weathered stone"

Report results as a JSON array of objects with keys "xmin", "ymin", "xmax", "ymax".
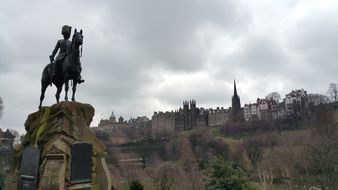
[
  {"xmin": 39, "ymin": 154, "xmax": 67, "ymax": 190},
  {"xmin": 67, "ymin": 183, "xmax": 92, "ymax": 190},
  {"xmin": 10, "ymin": 102, "xmax": 112, "ymax": 190},
  {"xmin": 95, "ymin": 155, "xmax": 111, "ymax": 190}
]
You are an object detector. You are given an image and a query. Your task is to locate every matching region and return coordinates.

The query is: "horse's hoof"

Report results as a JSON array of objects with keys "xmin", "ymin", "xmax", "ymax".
[
  {"xmin": 71, "ymin": 98, "xmax": 75, "ymax": 102},
  {"xmin": 78, "ymin": 79, "xmax": 85, "ymax": 84}
]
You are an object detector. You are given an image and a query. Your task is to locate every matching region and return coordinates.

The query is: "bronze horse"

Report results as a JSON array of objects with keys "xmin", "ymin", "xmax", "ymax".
[{"xmin": 39, "ymin": 29, "xmax": 83, "ymax": 109}]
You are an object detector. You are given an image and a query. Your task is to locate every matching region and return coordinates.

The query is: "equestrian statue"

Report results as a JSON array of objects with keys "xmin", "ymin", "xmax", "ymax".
[{"xmin": 39, "ymin": 25, "xmax": 85, "ymax": 109}]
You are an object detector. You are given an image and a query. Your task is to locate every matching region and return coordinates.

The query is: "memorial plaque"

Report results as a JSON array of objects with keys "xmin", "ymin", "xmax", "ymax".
[
  {"xmin": 18, "ymin": 146, "xmax": 41, "ymax": 190},
  {"xmin": 70, "ymin": 142, "xmax": 92, "ymax": 184}
]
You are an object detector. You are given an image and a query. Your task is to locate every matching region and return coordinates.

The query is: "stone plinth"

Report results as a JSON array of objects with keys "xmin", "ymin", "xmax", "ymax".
[{"xmin": 8, "ymin": 102, "xmax": 112, "ymax": 190}]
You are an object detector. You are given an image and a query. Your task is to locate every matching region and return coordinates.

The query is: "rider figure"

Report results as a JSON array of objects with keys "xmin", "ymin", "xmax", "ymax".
[{"xmin": 50, "ymin": 25, "xmax": 84, "ymax": 84}]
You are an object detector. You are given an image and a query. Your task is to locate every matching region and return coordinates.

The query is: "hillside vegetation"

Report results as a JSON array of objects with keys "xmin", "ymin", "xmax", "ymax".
[{"xmin": 97, "ymin": 104, "xmax": 338, "ymax": 190}]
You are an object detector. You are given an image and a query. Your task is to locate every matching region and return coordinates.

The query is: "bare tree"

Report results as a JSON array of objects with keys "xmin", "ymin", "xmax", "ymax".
[
  {"xmin": 265, "ymin": 92, "xmax": 281, "ymax": 103},
  {"xmin": 0, "ymin": 97, "xmax": 4, "ymax": 119},
  {"xmin": 243, "ymin": 136, "xmax": 264, "ymax": 170},
  {"xmin": 273, "ymin": 106, "xmax": 338, "ymax": 189},
  {"xmin": 308, "ymin": 94, "xmax": 330, "ymax": 106},
  {"xmin": 258, "ymin": 169, "xmax": 273, "ymax": 190},
  {"xmin": 148, "ymin": 163, "xmax": 178, "ymax": 190},
  {"xmin": 7, "ymin": 129, "xmax": 19, "ymax": 139},
  {"xmin": 327, "ymin": 83, "xmax": 338, "ymax": 102}
]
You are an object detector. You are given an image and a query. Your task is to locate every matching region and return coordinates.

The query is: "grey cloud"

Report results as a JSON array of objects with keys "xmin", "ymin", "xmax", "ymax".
[
  {"xmin": 285, "ymin": 6, "xmax": 338, "ymax": 92},
  {"xmin": 212, "ymin": 34, "xmax": 290, "ymax": 83},
  {"xmin": 0, "ymin": 0, "xmax": 337, "ymax": 132},
  {"xmin": 104, "ymin": 0, "xmax": 251, "ymax": 72}
]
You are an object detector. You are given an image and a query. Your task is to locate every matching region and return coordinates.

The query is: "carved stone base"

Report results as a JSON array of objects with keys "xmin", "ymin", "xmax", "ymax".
[{"xmin": 9, "ymin": 102, "xmax": 112, "ymax": 190}]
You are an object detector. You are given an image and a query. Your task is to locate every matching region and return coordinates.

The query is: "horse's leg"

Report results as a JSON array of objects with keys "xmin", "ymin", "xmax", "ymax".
[
  {"xmin": 55, "ymin": 83, "xmax": 63, "ymax": 103},
  {"xmin": 39, "ymin": 82, "xmax": 48, "ymax": 109},
  {"xmin": 71, "ymin": 79, "xmax": 77, "ymax": 102},
  {"xmin": 64, "ymin": 79, "xmax": 69, "ymax": 101}
]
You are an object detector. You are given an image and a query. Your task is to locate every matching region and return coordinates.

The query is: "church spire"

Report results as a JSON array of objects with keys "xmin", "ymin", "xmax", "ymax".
[
  {"xmin": 231, "ymin": 78, "xmax": 243, "ymax": 122},
  {"xmin": 234, "ymin": 79, "xmax": 238, "ymax": 96}
]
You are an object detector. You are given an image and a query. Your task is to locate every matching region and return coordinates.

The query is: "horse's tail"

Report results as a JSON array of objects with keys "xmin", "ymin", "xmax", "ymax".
[{"xmin": 41, "ymin": 63, "xmax": 52, "ymax": 86}]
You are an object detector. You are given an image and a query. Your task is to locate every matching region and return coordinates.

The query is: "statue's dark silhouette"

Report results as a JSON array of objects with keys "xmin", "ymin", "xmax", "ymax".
[{"xmin": 39, "ymin": 26, "xmax": 84, "ymax": 109}]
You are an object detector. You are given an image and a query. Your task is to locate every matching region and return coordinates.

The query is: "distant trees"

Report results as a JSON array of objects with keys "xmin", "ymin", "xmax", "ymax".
[
  {"xmin": 189, "ymin": 131, "xmax": 229, "ymax": 160},
  {"xmin": 243, "ymin": 136, "xmax": 264, "ymax": 170},
  {"xmin": 95, "ymin": 130, "xmax": 109, "ymax": 142},
  {"xmin": 0, "ymin": 96, "xmax": 8, "ymax": 190},
  {"xmin": 0, "ymin": 171, "xmax": 4, "ymax": 190},
  {"xmin": 0, "ymin": 97, "xmax": 4, "ymax": 119},
  {"xmin": 263, "ymin": 105, "xmax": 338, "ymax": 189},
  {"xmin": 149, "ymin": 163, "xmax": 178, "ymax": 190},
  {"xmin": 119, "ymin": 116, "xmax": 125, "ymax": 123},
  {"xmin": 7, "ymin": 129, "xmax": 19, "ymax": 139},
  {"xmin": 327, "ymin": 83, "xmax": 338, "ymax": 102},
  {"xmin": 291, "ymin": 106, "xmax": 338, "ymax": 189},
  {"xmin": 129, "ymin": 180, "xmax": 144, "ymax": 190},
  {"xmin": 265, "ymin": 92, "xmax": 281, "ymax": 102},
  {"xmin": 308, "ymin": 93, "xmax": 330, "ymax": 107},
  {"xmin": 204, "ymin": 156, "xmax": 254, "ymax": 190}
]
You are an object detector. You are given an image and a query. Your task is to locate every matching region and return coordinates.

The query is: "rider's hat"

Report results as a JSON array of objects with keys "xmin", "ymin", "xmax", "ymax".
[{"xmin": 61, "ymin": 25, "xmax": 72, "ymax": 37}]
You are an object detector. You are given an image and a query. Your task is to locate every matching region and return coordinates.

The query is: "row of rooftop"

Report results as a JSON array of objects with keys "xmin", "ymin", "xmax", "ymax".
[{"xmin": 98, "ymin": 80, "xmax": 331, "ymax": 129}]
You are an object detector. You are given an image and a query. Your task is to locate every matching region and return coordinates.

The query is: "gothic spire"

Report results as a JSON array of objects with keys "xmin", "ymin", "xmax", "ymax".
[
  {"xmin": 231, "ymin": 78, "xmax": 243, "ymax": 121},
  {"xmin": 234, "ymin": 79, "xmax": 238, "ymax": 96}
]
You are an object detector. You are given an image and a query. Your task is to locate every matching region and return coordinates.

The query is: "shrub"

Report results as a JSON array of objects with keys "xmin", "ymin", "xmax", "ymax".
[
  {"xmin": 129, "ymin": 180, "xmax": 144, "ymax": 190},
  {"xmin": 205, "ymin": 156, "xmax": 255, "ymax": 190}
]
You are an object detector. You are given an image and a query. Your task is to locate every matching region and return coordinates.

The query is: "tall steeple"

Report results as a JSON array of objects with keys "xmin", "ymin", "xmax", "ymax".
[
  {"xmin": 234, "ymin": 79, "xmax": 238, "ymax": 96},
  {"xmin": 231, "ymin": 79, "xmax": 243, "ymax": 122},
  {"xmin": 232, "ymin": 79, "xmax": 240, "ymax": 104}
]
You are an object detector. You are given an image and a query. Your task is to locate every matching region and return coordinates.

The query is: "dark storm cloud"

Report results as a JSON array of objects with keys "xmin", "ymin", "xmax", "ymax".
[
  {"xmin": 213, "ymin": 34, "xmax": 289, "ymax": 80},
  {"xmin": 104, "ymin": 0, "xmax": 251, "ymax": 71},
  {"xmin": 0, "ymin": 0, "xmax": 337, "ymax": 133}
]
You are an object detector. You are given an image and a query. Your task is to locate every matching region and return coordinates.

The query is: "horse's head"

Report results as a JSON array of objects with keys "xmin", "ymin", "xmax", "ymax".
[{"xmin": 72, "ymin": 28, "xmax": 83, "ymax": 47}]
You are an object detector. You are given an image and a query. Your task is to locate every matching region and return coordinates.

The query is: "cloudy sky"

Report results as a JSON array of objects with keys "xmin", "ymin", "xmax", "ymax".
[{"xmin": 0, "ymin": 0, "xmax": 337, "ymax": 133}]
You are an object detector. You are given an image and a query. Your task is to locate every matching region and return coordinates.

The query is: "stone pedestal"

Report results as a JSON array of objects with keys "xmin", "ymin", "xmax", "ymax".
[{"xmin": 8, "ymin": 102, "xmax": 112, "ymax": 190}]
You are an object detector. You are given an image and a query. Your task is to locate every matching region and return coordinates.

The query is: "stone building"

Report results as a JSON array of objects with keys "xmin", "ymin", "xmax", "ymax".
[
  {"xmin": 97, "ymin": 111, "xmax": 151, "ymax": 130},
  {"xmin": 207, "ymin": 107, "xmax": 229, "ymax": 127},
  {"xmin": 152, "ymin": 99, "xmax": 231, "ymax": 131},
  {"xmin": 152, "ymin": 100, "xmax": 209, "ymax": 131},
  {"xmin": 0, "ymin": 128, "xmax": 15, "ymax": 152},
  {"xmin": 98, "ymin": 111, "xmax": 128, "ymax": 128},
  {"xmin": 285, "ymin": 89, "xmax": 308, "ymax": 118},
  {"xmin": 244, "ymin": 103, "xmax": 259, "ymax": 121},
  {"xmin": 244, "ymin": 98, "xmax": 286, "ymax": 121},
  {"xmin": 277, "ymin": 102, "xmax": 287, "ymax": 119},
  {"xmin": 128, "ymin": 116, "xmax": 150, "ymax": 128},
  {"xmin": 151, "ymin": 111, "xmax": 176, "ymax": 130},
  {"xmin": 257, "ymin": 98, "xmax": 271, "ymax": 120},
  {"xmin": 231, "ymin": 80, "xmax": 244, "ymax": 122}
]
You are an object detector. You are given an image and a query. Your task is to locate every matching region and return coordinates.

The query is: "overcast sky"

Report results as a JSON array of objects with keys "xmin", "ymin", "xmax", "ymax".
[{"xmin": 1, "ymin": 0, "xmax": 337, "ymax": 133}]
